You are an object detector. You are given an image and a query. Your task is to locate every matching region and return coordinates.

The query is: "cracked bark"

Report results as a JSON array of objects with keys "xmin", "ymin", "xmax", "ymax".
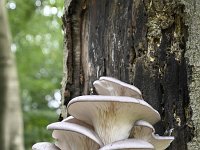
[{"xmin": 61, "ymin": 0, "xmax": 197, "ymax": 149}]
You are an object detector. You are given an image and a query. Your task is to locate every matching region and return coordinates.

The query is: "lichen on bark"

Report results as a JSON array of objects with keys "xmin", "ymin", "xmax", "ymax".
[{"xmin": 182, "ymin": 0, "xmax": 200, "ymax": 149}]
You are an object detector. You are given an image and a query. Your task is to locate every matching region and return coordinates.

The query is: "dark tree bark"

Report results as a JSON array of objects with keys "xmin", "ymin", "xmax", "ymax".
[{"xmin": 61, "ymin": 0, "xmax": 196, "ymax": 149}]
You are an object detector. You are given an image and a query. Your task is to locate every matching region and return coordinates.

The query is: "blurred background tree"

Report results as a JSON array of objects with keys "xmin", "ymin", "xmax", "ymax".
[
  {"xmin": 6, "ymin": 0, "xmax": 63, "ymax": 149},
  {"xmin": 0, "ymin": 0, "xmax": 24, "ymax": 149}
]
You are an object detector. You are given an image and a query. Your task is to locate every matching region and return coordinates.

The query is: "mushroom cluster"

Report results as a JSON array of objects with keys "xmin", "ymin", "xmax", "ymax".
[{"xmin": 32, "ymin": 77, "xmax": 174, "ymax": 150}]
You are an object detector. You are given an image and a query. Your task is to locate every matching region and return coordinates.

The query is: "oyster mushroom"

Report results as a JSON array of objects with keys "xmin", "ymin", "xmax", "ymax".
[
  {"xmin": 130, "ymin": 120, "xmax": 174, "ymax": 150},
  {"xmin": 99, "ymin": 139, "xmax": 154, "ymax": 150},
  {"xmin": 47, "ymin": 116, "xmax": 103, "ymax": 150},
  {"xmin": 93, "ymin": 76, "xmax": 142, "ymax": 99},
  {"xmin": 32, "ymin": 142, "xmax": 60, "ymax": 150},
  {"xmin": 67, "ymin": 95, "xmax": 160, "ymax": 144}
]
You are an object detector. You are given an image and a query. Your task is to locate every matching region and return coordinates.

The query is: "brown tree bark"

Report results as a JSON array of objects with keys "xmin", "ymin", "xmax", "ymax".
[
  {"xmin": 61, "ymin": 0, "xmax": 196, "ymax": 149},
  {"xmin": 0, "ymin": 0, "xmax": 24, "ymax": 150}
]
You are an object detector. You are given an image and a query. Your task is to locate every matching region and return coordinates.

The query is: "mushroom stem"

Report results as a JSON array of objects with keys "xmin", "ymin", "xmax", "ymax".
[{"xmin": 93, "ymin": 107, "xmax": 135, "ymax": 144}]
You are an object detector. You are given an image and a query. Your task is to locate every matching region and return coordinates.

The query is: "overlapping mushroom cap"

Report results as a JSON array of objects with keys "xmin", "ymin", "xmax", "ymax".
[
  {"xmin": 67, "ymin": 95, "xmax": 160, "ymax": 144},
  {"xmin": 93, "ymin": 76, "xmax": 142, "ymax": 99},
  {"xmin": 130, "ymin": 120, "xmax": 174, "ymax": 150},
  {"xmin": 99, "ymin": 139, "xmax": 154, "ymax": 150},
  {"xmin": 47, "ymin": 116, "xmax": 103, "ymax": 150},
  {"xmin": 32, "ymin": 76, "xmax": 174, "ymax": 150},
  {"xmin": 32, "ymin": 142, "xmax": 60, "ymax": 150}
]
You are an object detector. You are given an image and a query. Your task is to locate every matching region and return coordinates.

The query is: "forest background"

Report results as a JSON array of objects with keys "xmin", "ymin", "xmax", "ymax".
[{"xmin": 6, "ymin": 0, "xmax": 63, "ymax": 149}]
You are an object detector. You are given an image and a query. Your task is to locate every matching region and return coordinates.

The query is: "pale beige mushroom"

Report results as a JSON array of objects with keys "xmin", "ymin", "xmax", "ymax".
[
  {"xmin": 47, "ymin": 116, "xmax": 103, "ymax": 150},
  {"xmin": 130, "ymin": 120, "xmax": 174, "ymax": 150},
  {"xmin": 32, "ymin": 142, "xmax": 60, "ymax": 150},
  {"xmin": 99, "ymin": 139, "xmax": 154, "ymax": 150},
  {"xmin": 93, "ymin": 76, "xmax": 142, "ymax": 99},
  {"xmin": 67, "ymin": 95, "xmax": 160, "ymax": 145}
]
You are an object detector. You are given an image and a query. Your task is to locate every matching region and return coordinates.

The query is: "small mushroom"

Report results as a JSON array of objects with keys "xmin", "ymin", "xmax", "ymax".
[
  {"xmin": 99, "ymin": 139, "xmax": 154, "ymax": 150},
  {"xmin": 32, "ymin": 142, "xmax": 60, "ymax": 150},
  {"xmin": 47, "ymin": 116, "xmax": 103, "ymax": 150},
  {"xmin": 130, "ymin": 120, "xmax": 174, "ymax": 150},
  {"xmin": 93, "ymin": 76, "xmax": 142, "ymax": 99},
  {"xmin": 67, "ymin": 95, "xmax": 160, "ymax": 144}
]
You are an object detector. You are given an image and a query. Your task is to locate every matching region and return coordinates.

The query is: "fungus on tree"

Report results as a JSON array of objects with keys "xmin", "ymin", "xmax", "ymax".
[
  {"xmin": 130, "ymin": 120, "xmax": 174, "ymax": 150},
  {"xmin": 99, "ymin": 139, "xmax": 154, "ymax": 150},
  {"xmin": 67, "ymin": 95, "xmax": 160, "ymax": 144},
  {"xmin": 93, "ymin": 76, "xmax": 142, "ymax": 99},
  {"xmin": 32, "ymin": 77, "xmax": 174, "ymax": 150},
  {"xmin": 32, "ymin": 142, "xmax": 60, "ymax": 150},
  {"xmin": 47, "ymin": 116, "xmax": 103, "ymax": 150}
]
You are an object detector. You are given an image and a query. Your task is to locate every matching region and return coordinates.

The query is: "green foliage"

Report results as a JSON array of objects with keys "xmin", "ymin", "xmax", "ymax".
[
  {"xmin": 24, "ymin": 110, "xmax": 58, "ymax": 150},
  {"xmin": 7, "ymin": 0, "xmax": 64, "ymax": 149}
]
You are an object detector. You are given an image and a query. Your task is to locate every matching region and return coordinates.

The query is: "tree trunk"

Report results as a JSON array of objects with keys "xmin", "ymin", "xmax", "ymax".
[
  {"xmin": 0, "ymin": 1, "xmax": 24, "ymax": 150},
  {"xmin": 61, "ymin": 0, "xmax": 199, "ymax": 149}
]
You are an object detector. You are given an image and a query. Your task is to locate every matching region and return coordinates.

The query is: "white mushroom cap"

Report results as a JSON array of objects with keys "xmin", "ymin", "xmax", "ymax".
[
  {"xmin": 67, "ymin": 95, "xmax": 160, "ymax": 144},
  {"xmin": 99, "ymin": 139, "xmax": 154, "ymax": 150},
  {"xmin": 47, "ymin": 116, "xmax": 103, "ymax": 150},
  {"xmin": 62, "ymin": 116, "xmax": 93, "ymax": 128},
  {"xmin": 62, "ymin": 116, "xmax": 74, "ymax": 122},
  {"xmin": 130, "ymin": 120, "xmax": 174, "ymax": 150},
  {"xmin": 32, "ymin": 142, "xmax": 60, "ymax": 150},
  {"xmin": 93, "ymin": 76, "xmax": 142, "ymax": 99}
]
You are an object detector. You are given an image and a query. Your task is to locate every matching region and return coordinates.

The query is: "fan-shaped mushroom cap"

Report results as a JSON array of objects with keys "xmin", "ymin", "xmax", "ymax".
[
  {"xmin": 130, "ymin": 120, "xmax": 174, "ymax": 150},
  {"xmin": 99, "ymin": 139, "xmax": 154, "ymax": 150},
  {"xmin": 32, "ymin": 142, "xmax": 60, "ymax": 150},
  {"xmin": 93, "ymin": 76, "xmax": 142, "ymax": 98},
  {"xmin": 67, "ymin": 95, "xmax": 160, "ymax": 144},
  {"xmin": 47, "ymin": 116, "xmax": 103, "ymax": 150}
]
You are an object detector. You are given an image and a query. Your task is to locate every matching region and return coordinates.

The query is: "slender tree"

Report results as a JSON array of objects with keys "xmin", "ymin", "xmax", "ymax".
[
  {"xmin": 61, "ymin": 0, "xmax": 200, "ymax": 149},
  {"xmin": 0, "ymin": 0, "xmax": 24, "ymax": 149}
]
